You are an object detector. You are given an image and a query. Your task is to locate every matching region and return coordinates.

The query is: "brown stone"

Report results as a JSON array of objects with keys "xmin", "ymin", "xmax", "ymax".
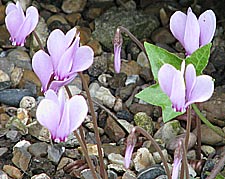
[
  {"xmin": 104, "ymin": 116, "xmax": 126, "ymax": 142},
  {"xmin": 87, "ymin": 39, "xmax": 102, "ymax": 56},
  {"xmin": 77, "ymin": 27, "xmax": 92, "ymax": 45},
  {"xmin": 65, "ymin": 13, "xmax": 82, "ymax": 26},
  {"xmin": 121, "ymin": 60, "xmax": 141, "ymax": 76},
  {"xmin": 3, "ymin": 165, "xmax": 22, "ymax": 179},
  {"xmin": 0, "ymin": 5, "xmax": 6, "ymax": 25}
]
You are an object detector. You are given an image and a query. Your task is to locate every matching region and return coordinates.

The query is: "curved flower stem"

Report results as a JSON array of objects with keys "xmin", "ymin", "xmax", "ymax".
[
  {"xmin": 196, "ymin": 106, "xmax": 201, "ymax": 160},
  {"xmin": 32, "ymin": 31, "xmax": 44, "ymax": 51},
  {"xmin": 184, "ymin": 106, "xmax": 192, "ymax": 151},
  {"xmin": 192, "ymin": 104, "xmax": 225, "ymax": 138},
  {"xmin": 74, "ymin": 130, "xmax": 98, "ymax": 179},
  {"xmin": 117, "ymin": 26, "xmax": 146, "ymax": 54},
  {"xmin": 133, "ymin": 126, "xmax": 171, "ymax": 179},
  {"xmin": 79, "ymin": 72, "xmax": 107, "ymax": 179},
  {"xmin": 65, "ymin": 85, "xmax": 87, "ymax": 150}
]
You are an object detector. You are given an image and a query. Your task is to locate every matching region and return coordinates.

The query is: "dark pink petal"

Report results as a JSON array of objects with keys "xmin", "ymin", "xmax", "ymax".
[
  {"xmin": 5, "ymin": 3, "xmax": 17, "ymax": 15},
  {"xmin": 184, "ymin": 8, "xmax": 200, "ymax": 55},
  {"xmin": 114, "ymin": 43, "xmax": 122, "ymax": 73},
  {"xmin": 68, "ymin": 95, "xmax": 88, "ymax": 132},
  {"xmin": 185, "ymin": 75, "xmax": 214, "ymax": 107},
  {"xmin": 49, "ymin": 74, "xmax": 76, "ymax": 93},
  {"xmin": 16, "ymin": 6, "xmax": 39, "ymax": 46},
  {"xmin": 198, "ymin": 10, "xmax": 216, "ymax": 46},
  {"xmin": 170, "ymin": 71, "xmax": 186, "ymax": 112},
  {"xmin": 32, "ymin": 50, "xmax": 53, "ymax": 92},
  {"xmin": 158, "ymin": 64, "xmax": 177, "ymax": 97},
  {"xmin": 36, "ymin": 98, "xmax": 61, "ymax": 140},
  {"xmin": 71, "ymin": 46, "xmax": 94, "ymax": 73},
  {"xmin": 185, "ymin": 64, "xmax": 196, "ymax": 101},
  {"xmin": 47, "ymin": 29, "xmax": 67, "ymax": 69},
  {"xmin": 170, "ymin": 11, "xmax": 187, "ymax": 46}
]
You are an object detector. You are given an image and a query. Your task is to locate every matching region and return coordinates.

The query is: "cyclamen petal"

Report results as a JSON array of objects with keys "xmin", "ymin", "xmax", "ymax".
[
  {"xmin": 5, "ymin": 1, "xmax": 38, "ymax": 46},
  {"xmin": 114, "ymin": 43, "xmax": 122, "ymax": 73},
  {"xmin": 36, "ymin": 89, "xmax": 88, "ymax": 142},
  {"xmin": 170, "ymin": 7, "xmax": 216, "ymax": 55}
]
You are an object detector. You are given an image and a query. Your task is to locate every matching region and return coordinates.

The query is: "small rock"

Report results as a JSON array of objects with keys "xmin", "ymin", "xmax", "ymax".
[
  {"xmin": 28, "ymin": 142, "xmax": 48, "ymax": 157},
  {"xmin": 104, "ymin": 116, "xmax": 126, "ymax": 142},
  {"xmin": 114, "ymin": 98, "xmax": 123, "ymax": 112},
  {"xmin": 133, "ymin": 147, "xmax": 155, "ymax": 172},
  {"xmin": 108, "ymin": 73, "xmax": 127, "ymax": 89},
  {"xmin": 107, "ymin": 170, "xmax": 118, "ymax": 179},
  {"xmin": 57, "ymin": 157, "xmax": 74, "ymax": 171},
  {"xmin": 129, "ymin": 103, "xmax": 154, "ymax": 116},
  {"xmin": 166, "ymin": 133, "xmax": 197, "ymax": 151},
  {"xmin": 0, "ymin": 70, "xmax": 10, "ymax": 82},
  {"xmin": 46, "ymin": 14, "xmax": 68, "ymax": 26},
  {"xmin": 201, "ymin": 145, "xmax": 216, "ymax": 157},
  {"xmin": 0, "ymin": 81, "xmax": 11, "ymax": 90},
  {"xmin": 89, "ymin": 82, "xmax": 100, "ymax": 97},
  {"xmin": 11, "ymin": 67, "xmax": 23, "ymax": 87},
  {"xmin": 116, "ymin": 110, "xmax": 133, "ymax": 122},
  {"xmin": 134, "ymin": 112, "xmax": 154, "ymax": 136},
  {"xmin": 6, "ymin": 117, "xmax": 28, "ymax": 135},
  {"xmin": 152, "ymin": 149, "xmax": 168, "ymax": 164},
  {"xmin": 108, "ymin": 164, "xmax": 126, "ymax": 173},
  {"xmin": 102, "ymin": 143, "xmax": 124, "ymax": 156},
  {"xmin": 17, "ymin": 108, "xmax": 29, "ymax": 125},
  {"xmin": 0, "ymin": 170, "xmax": 8, "ymax": 179},
  {"xmin": 137, "ymin": 52, "xmax": 149, "ymax": 68},
  {"xmin": 13, "ymin": 140, "xmax": 31, "ymax": 149},
  {"xmin": 122, "ymin": 170, "xmax": 137, "ymax": 179},
  {"xmin": 151, "ymin": 27, "xmax": 176, "ymax": 44},
  {"xmin": 88, "ymin": 54, "xmax": 108, "ymax": 77},
  {"xmin": 108, "ymin": 153, "xmax": 124, "ymax": 165},
  {"xmin": 0, "ymin": 89, "xmax": 34, "ymax": 107},
  {"xmin": 186, "ymin": 150, "xmax": 197, "ymax": 160},
  {"xmin": 95, "ymin": 86, "xmax": 116, "ymax": 108},
  {"xmin": 78, "ymin": 143, "xmax": 104, "ymax": 156},
  {"xmin": 7, "ymin": 49, "xmax": 31, "ymax": 70},
  {"xmin": 139, "ymin": 67, "xmax": 154, "ymax": 82},
  {"xmin": 119, "ymin": 84, "xmax": 135, "ymax": 101},
  {"xmin": 121, "ymin": 60, "xmax": 142, "ymax": 76},
  {"xmin": 0, "ymin": 147, "xmax": 8, "ymax": 157},
  {"xmin": 98, "ymin": 74, "xmax": 112, "ymax": 87},
  {"xmin": 6, "ymin": 130, "xmax": 22, "ymax": 142},
  {"xmin": 31, "ymin": 173, "xmax": 51, "ymax": 179},
  {"xmin": 19, "ymin": 96, "xmax": 36, "ymax": 110},
  {"xmin": 0, "ymin": 5, "xmax": 6, "ymax": 25},
  {"xmin": 62, "ymin": 0, "xmax": 87, "ymax": 13},
  {"xmin": 126, "ymin": 75, "xmax": 139, "ymax": 86},
  {"xmin": 159, "ymin": 8, "xmax": 169, "ymax": 26},
  {"xmin": 3, "ymin": 165, "xmax": 22, "ymax": 179},
  {"xmin": 0, "ymin": 26, "xmax": 10, "ymax": 46},
  {"xmin": 137, "ymin": 165, "xmax": 166, "ymax": 179},
  {"xmin": 12, "ymin": 147, "xmax": 31, "ymax": 171},
  {"xmin": 117, "ymin": 119, "xmax": 134, "ymax": 133},
  {"xmin": 193, "ymin": 124, "xmax": 224, "ymax": 145},
  {"xmin": 80, "ymin": 169, "xmax": 101, "ymax": 179},
  {"xmin": 154, "ymin": 120, "xmax": 182, "ymax": 144},
  {"xmin": 65, "ymin": 12, "xmax": 82, "ymax": 26},
  {"xmin": 47, "ymin": 145, "xmax": 65, "ymax": 164}
]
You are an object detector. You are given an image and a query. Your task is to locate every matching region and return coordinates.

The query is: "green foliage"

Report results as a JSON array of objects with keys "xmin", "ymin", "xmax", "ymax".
[{"xmin": 136, "ymin": 42, "xmax": 212, "ymax": 123}]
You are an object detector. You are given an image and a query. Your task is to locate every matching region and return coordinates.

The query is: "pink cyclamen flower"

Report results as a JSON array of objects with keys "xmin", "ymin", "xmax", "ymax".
[
  {"xmin": 36, "ymin": 88, "xmax": 88, "ymax": 142},
  {"xmin": 124, "ymin": 128, "xmax": 137, "ymax": 169},
  {"xmin": 170, "ymin": 7, "xmax": 216, "ymax": 55},
  {"xmin": 32, "ymin": 28, "xmax": 94, "ymax": 93},
  {"xmin": 172, "ymin": 141, "xmax": 182, "ymax": 179},
  {"xmin": 158, "ymin": 61, "xmax": 214, "ymax": 112},
  {"xmin": 114, "ymin": 28, "xmax": 123, "ymax": 73},
  {"xmin": 5, "ymin": 1, "xmax": 39, "ymax": 46}
]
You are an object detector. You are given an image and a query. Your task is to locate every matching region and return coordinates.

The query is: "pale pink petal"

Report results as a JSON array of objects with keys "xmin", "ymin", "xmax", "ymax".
[
  {"xmin": 158, "ymin": 64, "xmax": 178, "ymax": 97},
  {"xmin": 45, "ymin": 89, "xmax": 58, "ymax": 102},
  {"xmin": 170, "ymin": 11, "xmax": 187, "ymax": 46},
  {"xmin": 32, "ymin": 50, "xmax": 53, "ymax": 92},
  {"xmin": 185, "ymin": 75, "xmax": 214, "ymax": 107},
  {"xmin": 65, "ymin": 27, "xmax": 77, "ymax": 48},
  {"xmin": 47, "ymin": 29, "xmax": 66, "ymax": 69},
  {"xmin": 198, "ymin": 10, "xmax": 216, "ymax": 46},
  {"xmin": 124, "ymin": 144, "xmax": 134, "ymax": 169},
  {"xmin": 67, "ymin": 95, "xmax": 88, "ymax": 132},
  {"xmin": 49, "ymin": 74, "xmax": 76, "ymax": 93},
  {"xmin": 57, "ymin": 88, "xmax": 66, "ymax": 117},
  {"xmin": 184, "ymin": 8, "xmax": 200, "ymax": 55},
  {"xmin": 5, "ymin": 3, "xmax": 17, "ymax": 15},
  {"xmin": 172, "ymin": 141, "xmax": 182, "ymax": 179},
  {"xmin": 185, "ymin": 64, "xmax": 196, "ymax": 101},
  {"xmin": 15, "ymin": 6, "xmax": 39, "ymax": 46},
  {"xmin": 5, "ymin": 6, "xmax": 24, "ymax": 43},
  {"xmin": 170, "ymin": 71, "xmax": 186, "ymax": 112},
  {"xmin": 36, "ymin": 99, "xmax": 61, "ymax": 140},
  {"xmin": 71, "ymin": 46, "xmax": 94, "ymax": 73},
  {"xmin": 114, "ymin": 43, "xmax": 122, "ymax": 73}
]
